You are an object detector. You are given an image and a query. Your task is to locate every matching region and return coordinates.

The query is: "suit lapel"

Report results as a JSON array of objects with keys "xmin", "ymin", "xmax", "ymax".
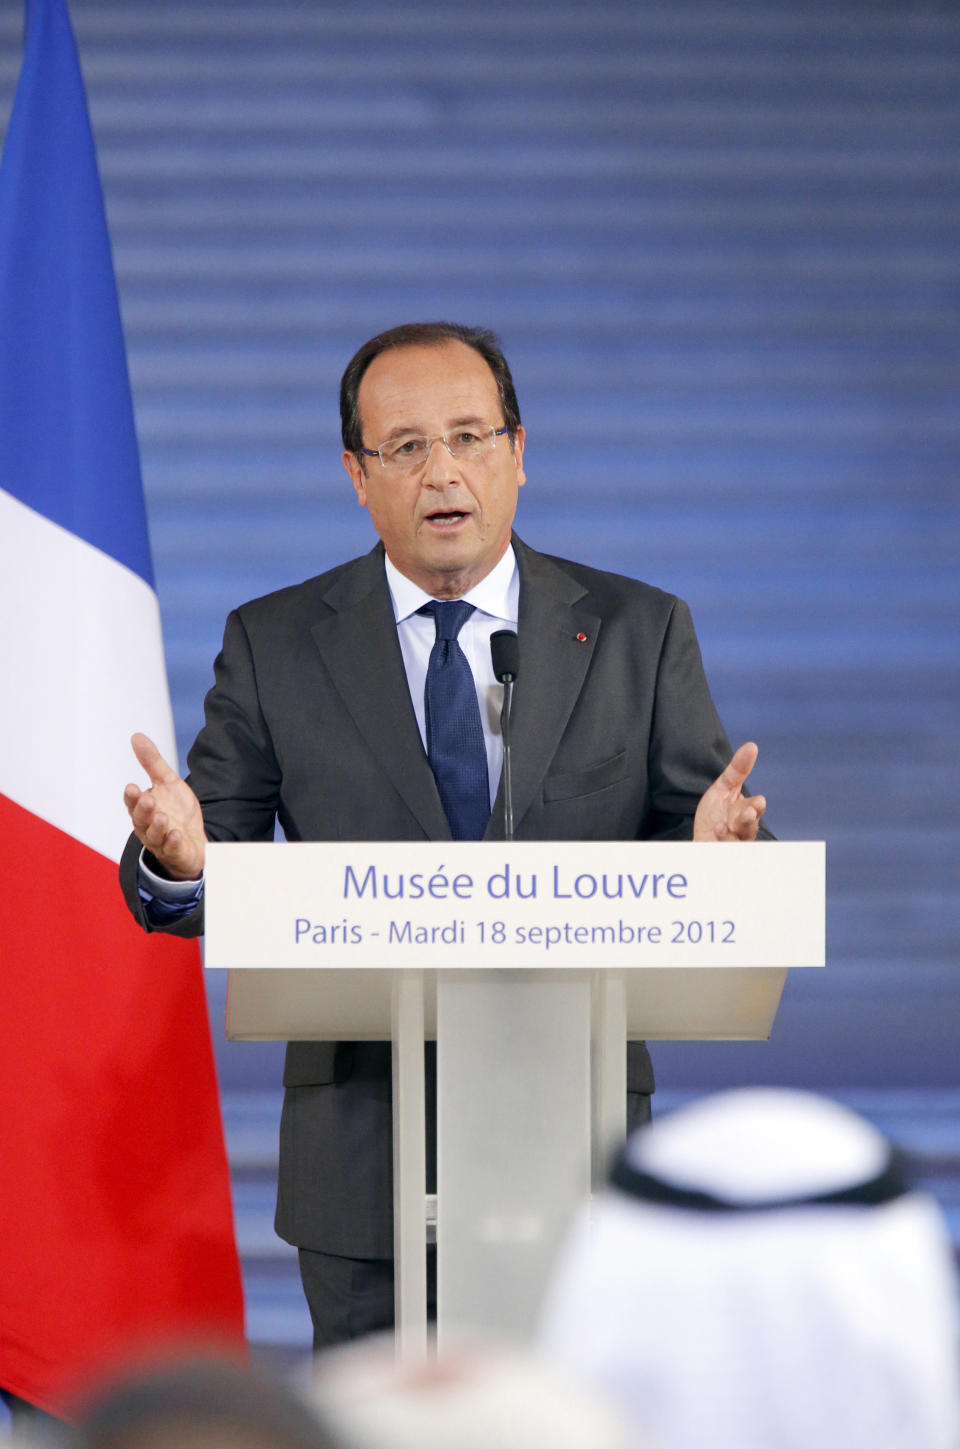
[
  {"xmin": 486, "ymin": 537, "xmax": 601, "ymax": 838},
  {"xmin": 309, "ymin": 545, "xmax": 451, "ymax": 841}
]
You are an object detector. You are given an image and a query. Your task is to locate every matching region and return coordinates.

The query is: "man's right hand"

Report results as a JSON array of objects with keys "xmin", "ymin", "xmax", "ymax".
[{"xmin": 123, "ymin": 732, "xmax": 207, "ymax": 881}]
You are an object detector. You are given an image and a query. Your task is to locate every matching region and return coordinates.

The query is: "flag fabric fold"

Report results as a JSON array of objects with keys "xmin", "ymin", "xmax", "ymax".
[{"xmin": 0, "ymin": 0, "xmax": 245, "ymax": 1414}]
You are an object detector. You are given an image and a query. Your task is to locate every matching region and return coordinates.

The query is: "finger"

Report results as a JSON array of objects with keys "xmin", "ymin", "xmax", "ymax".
[
  {"xmin": 130, "ymin": 796, "xmax": 172, "ymax": 850},
  {"xmin": 131, "ymin": 732, "xmax": 180, "ymax": 788},
  {"xmin": 141, "ymin": 809, "xmax": 174, "ymax": 855},
  {"xmin": 123, "ymin": 783, "xmax": 143, "ymax": 814},
  {"xmin": 727, "ymin": 801, "xmax": 761, "ymax": 840},
  {"xmin": 141, "ymin": 811, "xmax": 178, "ymax": 852},
  {"xmin": 129, "ymin": 790, "xmax": 155, "ymax": 826},
  {"xmin": 712, "ymin": 741, "xmax": 759, "ymax": 794},
  {"xmin": 715, "ymin": 816, "xmax": 754, "ymax": 842},
  {"xmin": 141, "ymin": 815, "xmax": 201, "ymax": 878}
]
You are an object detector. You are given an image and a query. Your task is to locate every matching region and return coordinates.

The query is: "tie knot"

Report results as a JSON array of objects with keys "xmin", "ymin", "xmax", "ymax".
[{"xmin": 420, "ymin": 599, "xmax": 475, "ymax": 642}]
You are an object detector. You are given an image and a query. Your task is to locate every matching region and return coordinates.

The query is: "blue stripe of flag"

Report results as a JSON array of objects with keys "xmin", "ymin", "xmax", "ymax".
[{"xmin": 0, "ymin": 0, "xmax": 154, "ymax": 588}]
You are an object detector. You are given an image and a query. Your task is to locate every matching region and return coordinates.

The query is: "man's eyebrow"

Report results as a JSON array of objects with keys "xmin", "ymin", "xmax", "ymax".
[
  {"xmin": 380, "ymin": 414, "xmax": 491, "ymax": 442},
  {"xmin": 380, "ymin": 425, "xmax": 423, "ymax": 441}
]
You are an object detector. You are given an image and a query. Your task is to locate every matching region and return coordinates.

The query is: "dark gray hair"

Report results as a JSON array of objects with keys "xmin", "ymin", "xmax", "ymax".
[{"xmin": 340, "ymin": 321, "xmax": 522, "ymax": 457}]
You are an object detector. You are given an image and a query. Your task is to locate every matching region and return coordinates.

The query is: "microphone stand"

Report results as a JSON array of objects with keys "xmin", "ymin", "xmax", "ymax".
[
  {"xmin": 490, "ymin": 630, "xmax": 519, "ymax": 842},
  {"xmin": 500, "ymin": 673, "xmax": 515, "ymax": 841}
]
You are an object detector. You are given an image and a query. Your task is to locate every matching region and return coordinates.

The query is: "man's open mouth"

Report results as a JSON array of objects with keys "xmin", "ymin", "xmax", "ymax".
[{"xmin": 425, "ymin": 510, "xmax": 468, "ymax": 527}]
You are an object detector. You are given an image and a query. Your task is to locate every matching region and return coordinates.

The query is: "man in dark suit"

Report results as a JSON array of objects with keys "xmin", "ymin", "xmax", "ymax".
[{"xmin": 120, "ymin": 322, "xmax": 768, "ymax": 1346}]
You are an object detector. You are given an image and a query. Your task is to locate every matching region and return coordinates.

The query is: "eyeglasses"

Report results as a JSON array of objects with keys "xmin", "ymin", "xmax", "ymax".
[{"xmin": 359, "ymin": 424, "xmax": 509, "ymax": 471}]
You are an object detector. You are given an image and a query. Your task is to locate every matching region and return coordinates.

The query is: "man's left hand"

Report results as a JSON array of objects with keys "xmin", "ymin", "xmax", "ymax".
[{"xmin": 693, "ymin": 741, "xmax": 767, "ymax": 842}]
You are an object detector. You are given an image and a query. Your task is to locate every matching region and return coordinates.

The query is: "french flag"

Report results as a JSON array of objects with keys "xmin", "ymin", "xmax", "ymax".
[{"xmin": 0, "ymin": 0, "xmax": 244, "ymax": 1414}]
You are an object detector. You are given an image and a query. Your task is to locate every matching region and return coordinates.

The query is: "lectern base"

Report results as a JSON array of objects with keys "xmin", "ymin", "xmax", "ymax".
[
  {"xmin": 436, "ymin": 969, "xmax": 593, "ymax": 1342},
  {"xmin": 384, "ymin": 968, "xmax": 634, "ymax": 1347}
]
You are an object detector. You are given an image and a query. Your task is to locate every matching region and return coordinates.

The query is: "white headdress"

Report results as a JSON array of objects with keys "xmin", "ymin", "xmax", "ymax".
[{"xmin": 539, "ymin": 1088, "xmax": 960, "ymax": 1449}]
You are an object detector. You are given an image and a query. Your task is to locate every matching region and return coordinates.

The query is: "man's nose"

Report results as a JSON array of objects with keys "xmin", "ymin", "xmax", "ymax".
[{"xmin": 420, "ymin": 435, "xmax": 460, "ymax": 484}]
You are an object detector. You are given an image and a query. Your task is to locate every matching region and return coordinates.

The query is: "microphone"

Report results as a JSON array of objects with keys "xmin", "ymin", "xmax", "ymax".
[{"xmin": 490, "ymin": 630, "xmax": 519, "ymax": 841}]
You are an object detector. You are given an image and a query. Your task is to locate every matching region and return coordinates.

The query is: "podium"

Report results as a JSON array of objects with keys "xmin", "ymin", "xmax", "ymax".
[{"xmin": 205, "ymin": 840, "xmax": 824, "ymax": 1351}]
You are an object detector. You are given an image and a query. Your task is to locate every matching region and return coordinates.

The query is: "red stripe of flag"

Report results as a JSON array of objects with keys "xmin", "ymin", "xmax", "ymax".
[{"xmin": 0, "ymin": 802, "xmax": 245, "ymax": 1413}]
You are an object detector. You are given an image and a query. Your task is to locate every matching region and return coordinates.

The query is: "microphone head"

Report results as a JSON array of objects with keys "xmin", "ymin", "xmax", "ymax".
[{"xmin": 490, "ymin": 629, "xmax": 519, "ymax": 683}]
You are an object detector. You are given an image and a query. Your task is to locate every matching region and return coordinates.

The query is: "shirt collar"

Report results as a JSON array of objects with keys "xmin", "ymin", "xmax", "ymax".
[{"xmin": 384, "ymin": 544, "xmax": 519, "ymax": 625}]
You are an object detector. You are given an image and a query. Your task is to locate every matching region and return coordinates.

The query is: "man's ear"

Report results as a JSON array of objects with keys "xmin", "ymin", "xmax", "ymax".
[
  {"xmin": 513, "ymin": 426, "xmax": 527, "ymax": 489},
  {"xmin": 342, "ymin": 449, "xmax": 368, "ymax": 507}
]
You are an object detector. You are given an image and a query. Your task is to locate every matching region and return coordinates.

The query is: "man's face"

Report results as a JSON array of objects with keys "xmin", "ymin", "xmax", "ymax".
[{"xmin": 342, "ymin": 340, "xmax": 526, "ymax": 598}]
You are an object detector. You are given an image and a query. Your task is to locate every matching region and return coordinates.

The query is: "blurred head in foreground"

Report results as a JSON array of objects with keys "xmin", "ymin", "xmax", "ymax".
[
  {"xmin": 539, "ymin": 1088, "xmax": 960, "ymax": 1449},
  {"xmin": 309, "ymin": 1334, "xmax": 633, "ymax": 1449},
  {"xmin": 72, "ymin": 1357, "xmax": 338, "ymax": 1449}
]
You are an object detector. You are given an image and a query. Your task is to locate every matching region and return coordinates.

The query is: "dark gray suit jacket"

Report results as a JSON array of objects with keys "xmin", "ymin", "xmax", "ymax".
[{"xmin": 120, "ymin": 535, "xmax": 740, "ymax": 1257}]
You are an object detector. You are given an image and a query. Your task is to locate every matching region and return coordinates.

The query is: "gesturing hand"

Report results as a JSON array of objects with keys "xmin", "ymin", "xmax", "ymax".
[
  {"xmin": 123, "ymin": 732, "xmax": 207, "ymax": 880},
  {"xmin": 693, "ymin": 741, "xmax": 767, "ymax": 842}
]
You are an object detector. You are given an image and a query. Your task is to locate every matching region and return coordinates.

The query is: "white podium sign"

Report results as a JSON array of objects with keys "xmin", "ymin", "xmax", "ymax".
[{"xmin": 205, "ymin": 839, "xmax": 824, "ymax": 972}]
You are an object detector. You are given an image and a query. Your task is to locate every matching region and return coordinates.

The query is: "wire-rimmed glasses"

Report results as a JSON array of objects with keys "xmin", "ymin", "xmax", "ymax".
[{"xmin": 359, "ymin": 424, "xmax": 509, "ymax": 470}]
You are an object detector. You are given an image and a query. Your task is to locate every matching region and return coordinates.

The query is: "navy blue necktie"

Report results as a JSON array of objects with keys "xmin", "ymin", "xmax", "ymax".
[{"xmin": 420, "ymin": 600, "xmax": 490, "ymax": 841}]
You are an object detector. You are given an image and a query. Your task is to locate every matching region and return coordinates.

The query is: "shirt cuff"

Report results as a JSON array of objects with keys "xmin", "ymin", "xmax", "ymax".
[{"xmin": 138, "ymin": 847, "xmax": 205, "ymax": 904}]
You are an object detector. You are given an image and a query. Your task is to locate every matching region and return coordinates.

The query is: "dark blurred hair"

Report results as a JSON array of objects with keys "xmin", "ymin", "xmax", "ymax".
[
  {"xmin": 73, "ymin": 1358, "xmax": 341, "ymax": 1449},
  {"xmin": 339, "ymin": 322, "xmax": 522, "ymax": 456}
]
